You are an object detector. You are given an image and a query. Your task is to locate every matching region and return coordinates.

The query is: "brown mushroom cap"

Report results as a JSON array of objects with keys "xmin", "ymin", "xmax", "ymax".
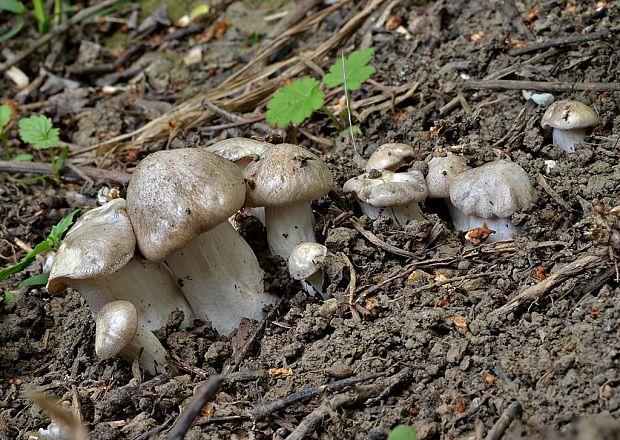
[
  {"xmin": 426, "ymin": 154, "xmax": 469, "ymax": 198},
  {"xmin": 47, "ymin": 198, "xmax": 135, "ymax": 295},
  {"xmin": 366, "ymin": 143, "xmax": 415, "ymax": 172},
  {"xmin": 204, "ymin": 137, "xmax": 271, "ymax": 164},
  {"xmin": 343, "ymin": 170, "xmax": 427, "ymax": 207},
  {"xmin": 449, "ymin": 160, "xmax": 537, "ymax": 219},
  {"xmin": 541, "ymin": 100, "xmax": 599, "ymax": 130},
  {"xmin": 243, "ymin": 144, "xmax": 333, "ymax": 207},
  {"xmin": 126, "ymin": 148, "xmax": 245, "ymax": 261}
]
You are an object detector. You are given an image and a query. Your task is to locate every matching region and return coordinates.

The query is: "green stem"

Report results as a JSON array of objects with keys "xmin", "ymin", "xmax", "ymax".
[
  {"xmin": 0, "ymin": 132, "xmax": 11, "ymax": 159},
  {"xmin": 321, "ymin": 105, "xmax": 344, "ymax": 131}
]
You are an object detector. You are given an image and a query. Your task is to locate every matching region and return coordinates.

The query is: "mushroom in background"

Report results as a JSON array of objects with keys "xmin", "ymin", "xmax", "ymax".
[
  {"xmin": 541, "ymin": 100, "xmax": 599, "ymax": 153},
  {"xmin": 426, "ymin": 154, "xmax": 470, "ymax": 230},
  {"xmin": 95, "ymin": 300, "xmax": 168, "ymax": 375},
  {"xmin": 449, "ymin": 160, "xmax": 538, "ymax": 242},
  {"xmin": 126, "ymin": 148, "xmax": 277, "ymax": 336},
  {"xmin": 288, "ymin": 242, "xmax": 330, "ymax": 299},
  {"xmin": 365, "ymin": 143, "xmax": 415, "ymax": 172},
  {"xmin": 46, "ymin": 198, "xmax": 195, "ymax": 332},
  {"xmin": 242, "ymin": 143, "xmax": 333, "ymax": 260},
  {"xmin": 343, "ymin": 169, "xmax": 428, "ymax": 227}
]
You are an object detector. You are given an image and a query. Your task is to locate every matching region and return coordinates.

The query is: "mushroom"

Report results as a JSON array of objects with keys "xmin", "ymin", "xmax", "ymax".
[
  {"xmin": 242, "ymin": 143, "xmax": 333, "ymax": 259},
  {"xmin": 343, "ymin": 169, "xmax": 428, "ymax": 227},
  {"xmin": 425, "ymin": 154, "xmax": 470, "ymax": 230},
  {"xmin": 126, "ymin": 148, "xmax": 277, "ymax": 336},
  {"xmin": 288, "ymin": 242, "xmax": 330, "ymax": 299},
  {"xmin": 449, "ymin": 160, "xmax": 538, "ymax": 242},
  {"xmin": 541, "ymin": 100, "xmax": 599, "ymax": 153},
  {"xmin": 365, "ymin": 143, "xmax": 415, "ymax": 172},
  {"xmin": 47, "ymin": 198, "xmax": 195, "ymax": 331},
  {"xmin": 95, "ymin": 300, "xmax": 168, "ymax": 374}
]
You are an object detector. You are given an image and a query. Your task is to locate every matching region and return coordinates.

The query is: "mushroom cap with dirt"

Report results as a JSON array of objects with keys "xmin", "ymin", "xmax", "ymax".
[
  {"xmin": 343, "ymin": 169, "xmax": 428, "ymax": 227},
  {"xmin": 46, "ymin": 198, "xmax": 194, "ymax": 331},
  {"xmin": 126, "ymin": 148, "xmax": 277, "ymax": 336},
  {"xmin": 541, "ymin": 100, "xmax": 599, "ymax": 153},
  {"xmin": 204, "ymin": 137, "xmax": 271, "ymax": 170},
  {"xmin": 242, "ymin": 143, "xmax": 333, "ymax": 259},
  {"xmin": 449, "ymin": 160, "xmax": 538, "ymax": 242},
  {"xmin": 95, "ymin": 300, "xmax": 168, "ymax": 375},
  {"xmin": 365, "ymin": 143, "xmax": 415, "ymax": 172},
  {"xmin": 287, "ymin": 242, "xmax": 330, "ymax": 299},
  {"xmin": 426, "ymin": 154, "xmax": 470, "ymax": 230}
]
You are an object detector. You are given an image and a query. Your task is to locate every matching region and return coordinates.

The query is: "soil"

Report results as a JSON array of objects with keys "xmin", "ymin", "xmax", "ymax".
[{"xmin": 1, "ymin": 0, "xmax": 620, "ymax": 439}]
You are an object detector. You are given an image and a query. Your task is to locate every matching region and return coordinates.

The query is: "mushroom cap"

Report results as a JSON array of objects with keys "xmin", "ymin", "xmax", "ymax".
[
  {"xmin": 204, "ymin": 137, "xmax": 271, "ymax": 164},
  {"xmin": 95, "ymin": 300, "xmax": 138, "ymax": 359},
  {"xmin": 47, "ymin": 198, "xmax": 136, "ymax": 295},
  {"xmin": 243, "ymin": 144, "xmax": 333, "ymax": 207},
  {"xmin": 126, "ymin": 148, "xmax": 246, "ymax": 261},
  {"xmin": 426, "ymin": 154, "xmax": 469, "ymax": 198},
  {"xmin": 288, "ymin": 242, "xmax": 328, "ymax": 280},
  {"xmin": 343, "ymin": 170, "xmax": 428, "ymax": 207},
  {"xmin": 449, "ymin": 160, "xmax": 537, "ymax": 219},
  {"xmin": 541, "ymin": 100, "xmax": 599, "ymax": 130},
  {"xmin": 366, "ymin": 143, "xmax": 415, "ymax": 172}
]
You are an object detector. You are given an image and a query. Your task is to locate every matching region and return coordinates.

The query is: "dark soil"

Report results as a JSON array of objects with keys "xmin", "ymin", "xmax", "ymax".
[{"xmin": 1, "ymin": 0, "xmax": 620, "ymax": 439}]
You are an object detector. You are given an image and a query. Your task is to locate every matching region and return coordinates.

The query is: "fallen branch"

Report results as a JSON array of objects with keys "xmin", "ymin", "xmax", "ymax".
[
  {"xmin": 491, "ymin": 253, "xmax": 606, "ymax": 317},
  {"xmin": 464, "ymin": 80, "xmax": 620, "ymax": 93},
  {"xmin": 0, "ymin": 160, "xmax": 130, "ymax": 184},
  {"xmin": 508, "ymin": 30, "xmax": 610, "ymax": 56},
  {"xmin": 485, "ymin": 401, "xmax": 522, "ymax": 440}
]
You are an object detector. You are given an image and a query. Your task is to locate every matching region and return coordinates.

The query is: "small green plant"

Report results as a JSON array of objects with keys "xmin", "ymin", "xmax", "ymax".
[
  {"xmin": 266, "ymin": 48, "xmax": 375, "ymax": 129},
  {"xmin": 0, "ymin": 209, "xmax": 79, "ymax": 293},
  {"xmin": 0, "ymin": 104, "xmax": 12, "ymax": 158},
  {"xmin": 387, "ymin": 425, "xmax": 417, "ymax": 440},
  {"xmin": 0, "ymin": 0, "xmax": 65, "ymax": 41},
  {"xmin": 18, "ymin": 114, "xmax": 68, "ymax": 179}
]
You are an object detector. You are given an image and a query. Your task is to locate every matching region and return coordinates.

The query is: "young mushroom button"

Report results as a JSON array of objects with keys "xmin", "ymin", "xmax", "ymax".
[
  {"xmin": 449, "ymin": 160, "xmax": 538, "ymax": 242},
  {"xmin": 288, "ymin": 242, "xmax": 330, "ymax": 299},
  {"xmin": 365, "ymin": 143, "xmax": 415, "ymax": 172},
  {"xmin": 242, "ymin": 143, "xmax": 333, "ymax": 260},
  {"xmin": 541, "ymin": 100, "xmax": 599, "ymax": 153},
  {"xmin": 126, "ymin": 148, "xmax": 277, "ymax": 336}
]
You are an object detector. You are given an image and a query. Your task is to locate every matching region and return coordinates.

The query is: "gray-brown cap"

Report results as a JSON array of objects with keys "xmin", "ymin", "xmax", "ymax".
[
  {"xmin": 126, "ymin": 148, "xmax": 245, "ymax": 261},
  {"xmin": 541, "ymin": 100, "xmax": 599, "ymax": 130},
  {"xmin": 343, "ymin": 169, "xmax": 428, "ymax": 207},
  {"xmin": 47, "ymin": 198, "xmax": 135, "ymax": 294},
  {"xmin": 366, "ymin": 143, "xmax": 415, "ymax": 172},
  {"xmin": 449, "ymin": 160, "xmax": 537, "ymax": 219},
  {"xmin": 243, "ymin": 143, "xmax": 333, "ymax": 207},
  {"xmin": 426, "ymin": 154, "xmax": 469, "ymax": 198},
  {"xmin": 204, "ymin": 137, "xmax": 271, "ymax": 168}
]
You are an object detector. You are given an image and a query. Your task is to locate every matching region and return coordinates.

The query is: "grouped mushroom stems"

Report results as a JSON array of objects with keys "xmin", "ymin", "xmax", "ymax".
[
  {"xmin": 126, "ymin": 148, "xmax": 277, "ymax": 336},
  {"xmin": 541, "ymin": 100, "xmax": 599, "ymax": 153}
]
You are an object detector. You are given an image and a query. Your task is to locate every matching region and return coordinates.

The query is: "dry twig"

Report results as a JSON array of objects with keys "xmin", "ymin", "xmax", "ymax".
[
  {"xmin": 485, "ymin": 401, "xmax": 522, "ymax": 440},
  {"xmin": 464, "ymin": 80, "xmax": 620, "ymax": 93},
  {"xmin": 508, "ymin": 30, "xmax": 610, "ymax": 56},
  {"xmin": 0, "ymin": 160, "xmax": 130, "ymax": 184}
]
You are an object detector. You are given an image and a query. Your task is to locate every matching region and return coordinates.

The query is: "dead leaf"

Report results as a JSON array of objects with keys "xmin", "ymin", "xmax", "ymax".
[
  {"xmin": 532, "ymin": 266, "xmax": 548, "ymax": 281},
  {"xmin": 268, "ymin": 368, "xmax": 294, "ymax": 377},
  {"xmin": 453, "ymin": 316, "xmax": 468, "ymax": 330},
  {"xmin": 465, "ymin": 224, "xmax": 494, "ymax": 245},
  {"xmin": 484, "ymin": 373, "xmax": 496, "ymax": 384}
]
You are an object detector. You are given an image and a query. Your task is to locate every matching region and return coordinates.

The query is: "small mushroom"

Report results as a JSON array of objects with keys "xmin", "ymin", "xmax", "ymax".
[
  {"xmin": 126, "ymin": 148, "xmax": 277, "ymax": 336},
  {"xmin": 425, "ymin": 154, "xmax": 470, "ymax": 230},
  {"xmin": 47, "ymin": 198, "xmax": 195, "ymax": 331},
  {"xmin": 541, "ymin": 100, "xmax": 599, "ymax": 153},
  {"xmin": 449, "ymin": 160, "xmax": 538, "ymax": 242},
  {"xmin": 242, "ymin": 143, "xmax": 333, "ymax": 259},
  {"xmin": 343, "ymin": 169, "xmax": 428, "ymax": 227},
  {"xmin": 95, "ymin": 300, "xmax": 167, "ymax": 374},
  {"xmin": 365, "ymin": 143, "xmax": 415, "ymax": 172},
  {"xmin": 287, "ymin": 242, "xmax": 330, "ymax": 299}
]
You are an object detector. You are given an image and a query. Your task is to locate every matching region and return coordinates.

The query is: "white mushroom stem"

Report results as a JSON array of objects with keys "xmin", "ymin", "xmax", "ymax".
[
  {"xmin": 445, "ymin": 199, "xmax": 471, "ymax": 232},
  {"xmin": 69, "ymin": 258, "xmax": 194, "ymax": 331},
  {"xmin": 166, "ymin": 221, "xmax": 277, "ymax": 336},
  {"xmin": 552, "ymin": 128, "xmax": 588, "ymax": 153},
  {"xmin": 464, "ymin": 215, "xmax": 520, "ymax": 242},
  {"xmin": 357, "ymin": 200, "xmax": 424, "ymax": 226},
  {"xmin": 119, "ymin": 328, "xmax": 169, "ymax": 375},
  {"xmin": 302, "ymin": 271, "xmax": 328, "ymax": 299},
  {"xmin": 264, "ymin": 202, "xmax": 317, "ymax": 260}
]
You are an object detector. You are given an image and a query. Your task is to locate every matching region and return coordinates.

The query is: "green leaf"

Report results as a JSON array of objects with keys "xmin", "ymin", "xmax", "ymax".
[
  {"xmin": 47, "ymin": 209, "xmax": 79, "ymax": 250},
  {"xmin": 1, "ymin": 290, "xmax": 16, "ymax": 304},
  {"xmin": 10, "ymin": 153, "xmax": 33, "ymax": 161},
  {"xmin": 339, "ymin": 125, "xmax": 362, "ymax": 138},
  {"xmin": 19, "ymin": 272, "xmax": 49, "ymax": 288},
  {"xmin": 51, "ymin": 145, "xmax": 69, "ymax": 176},
  {"xmin": 387, "ymin": 425, "xmax": 417, "ymax": 440},
  {"xmin": 16, "ymin": 175, "xmax": 48, "ymax": 185},
  {"xmin": 323, "ymin": 48, "xmax": 376, "ymax": 91},
  {"xmin": 266, "ymin": 77, "xmax": 324, "ymax": 128},
  {"xmin": 0, "ymin": 104, "xmax": 11, "ymax": 129},
  {"xmin": 0, "ymin": 0, "xmax": 26, "ymax": 14},
  {"xmin": 0, "ymin": 18, "xmax": 24, "ymax": 42},
  {"xmin": 18, "ymin": 115, "xmax": 60, "ymax": 150},
  {"xmin": 0, "ymin": 251, "xmax": 40, "ymax": 282}
]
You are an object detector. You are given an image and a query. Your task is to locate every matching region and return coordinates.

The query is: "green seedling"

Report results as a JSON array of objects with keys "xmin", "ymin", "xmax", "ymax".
[
  {"xmin": 387, "ymin": 425, "xmax": 417, "ymax": 440},
  {"xmin": 266, "ymin": 48, "xmax": 375, "ymax": 129},
  {"xmin": 0, "ymin": 209, "xmax": 79, "ymax": 292},
  {"xmin": 18, "ymin": 114, "xmax": 68, "ymax": 180},
  {"xmin": 0, "ymin": 0, "xmax": 64, "ymax": 41},
  {"xmin": 0, "ymin": 104, "xmax": 12, "ymax": 158}
]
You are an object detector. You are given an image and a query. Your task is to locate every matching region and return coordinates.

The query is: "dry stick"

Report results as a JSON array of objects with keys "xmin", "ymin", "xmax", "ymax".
[
  {"xmin": 464, "ymin": 80, "xmax": 620, "ymax": 93},
  {"xmin": 251, "ymin": 372, "xmax": 384, "ymax": 421},
  {"xmin": 501, "ymin": 0, "xmax": 534, "ymax": 41},
  {"xmin": 198, "ymin": 115, "xmax": 266, "ymax": 132},
  {"xmin": 166, "ymin": 375, "xmax": 225, "ymax": 440},
  {"xmin": 0, "ymin": 0, "xmax": 122, "ymax": 72},
  {"xmin": 536, "ymin": 174, "xmax": 574, "ymax": 213},
  {"xmin": 485, "ymin": 401, "xmax": 522, "ymax": 440},
  {"xmin": 0, "ymin": 160, "xmax": 130, "ymax": 184},
  {"xmin": 349, "ymin": 217, "xmax": 419, "ymax": 258},
  {"xmin": 66, "ymin": 42, "xmax": 149, "ymax": 75},
  {"xmin": 200, "ymin": 101, "xmax": 274, "ymax": 136},
  {"xmin": 508, "ymin": 30, "xmax": 610, "ymax": 56},
  {"xmin": 264, "ymin": 0, "xmax": 323, "ymax": 42},
  {"xmin": 491, "ymin": 253, "xmax": 606, "ymax": 317}
]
